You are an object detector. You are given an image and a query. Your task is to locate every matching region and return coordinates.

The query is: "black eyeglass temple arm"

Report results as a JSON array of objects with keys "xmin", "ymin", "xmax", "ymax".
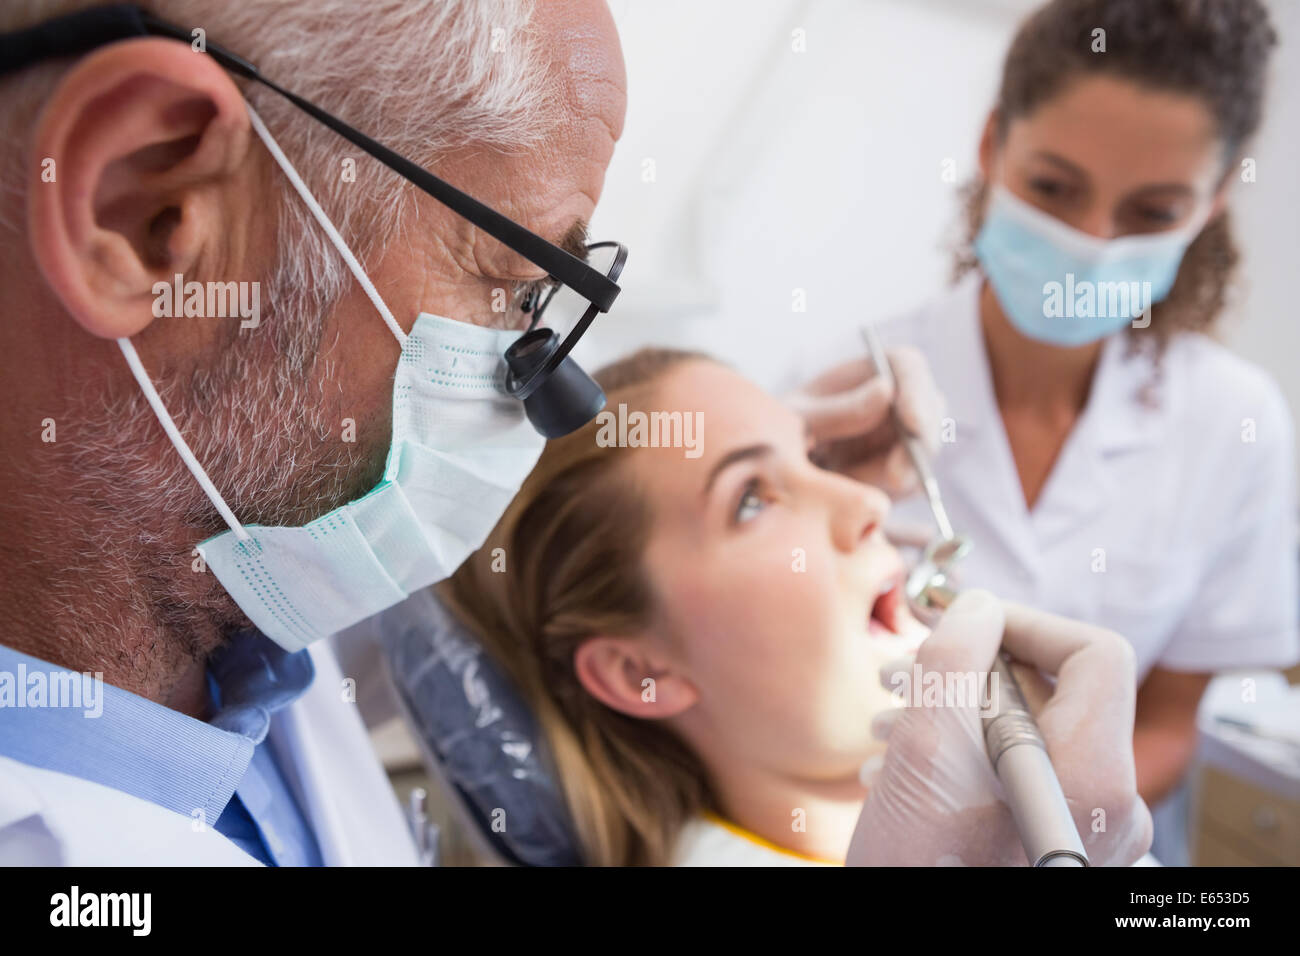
[{"xmin": 0, "ymin": 4, "xmax": 619, "ymax": 311}]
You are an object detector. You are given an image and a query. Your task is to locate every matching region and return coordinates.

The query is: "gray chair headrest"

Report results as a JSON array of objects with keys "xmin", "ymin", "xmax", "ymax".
[{"xmin": 375, "ymin": 589, "xmax": 582, "ymax": 866}]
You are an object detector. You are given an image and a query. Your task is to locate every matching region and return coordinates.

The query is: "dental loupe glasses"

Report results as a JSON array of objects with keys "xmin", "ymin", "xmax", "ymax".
[
  {"xmin": 861, "ymin": 324, "xmax": 1089, "ymax": 868},
  {"xmin": 0, "ymin": 4, "xmax": 627, "ymax": 439}
]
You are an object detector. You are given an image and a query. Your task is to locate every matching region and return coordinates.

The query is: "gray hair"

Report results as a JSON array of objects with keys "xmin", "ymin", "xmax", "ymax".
[
  {"xmin": 1, "ymin": 0, "xmax": 557, "ymax": 315},
  {"xmin": 2, "ymin": 0, "xmax": 560, "ymax": 657}
]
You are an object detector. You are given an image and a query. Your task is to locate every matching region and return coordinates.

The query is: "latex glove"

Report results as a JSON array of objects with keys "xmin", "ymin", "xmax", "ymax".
[
  {"xmin": 848, "ymin": 590, "xmax": 1153, "ymax": 866},
  {"xmin": 786, "ymin": 346, "xmax": 945, "ymax": 497}
]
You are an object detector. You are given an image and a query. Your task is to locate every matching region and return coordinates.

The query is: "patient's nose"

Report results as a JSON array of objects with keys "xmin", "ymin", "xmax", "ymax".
[{"xmin": 821, "ymin": 471, "xmax": 891, "ymax": 553}]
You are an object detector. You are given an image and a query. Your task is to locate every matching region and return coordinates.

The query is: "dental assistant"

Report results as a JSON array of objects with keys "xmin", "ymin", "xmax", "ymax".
[{"xmin": 802, "ymin": 0, "xmax": 1299, "ymax": 818}]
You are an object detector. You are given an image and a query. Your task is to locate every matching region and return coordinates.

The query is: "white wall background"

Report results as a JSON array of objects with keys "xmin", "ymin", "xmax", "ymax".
[{"xmin": 581, "ymin": 0, "xmax": 1300, "ymax": 466}]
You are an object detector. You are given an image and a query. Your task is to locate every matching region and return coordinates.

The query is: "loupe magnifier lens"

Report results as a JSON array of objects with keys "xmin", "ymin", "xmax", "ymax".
[
  {"xmin": 505, "ymin": 329, "xmax": 605, "ymax": 438},
  {"xmin": 505, "ymin": 242, "xmax": 625, "ymax": 438}
]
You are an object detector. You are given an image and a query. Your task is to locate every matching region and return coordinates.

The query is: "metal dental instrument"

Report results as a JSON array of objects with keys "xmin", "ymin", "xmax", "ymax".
[
  {"xmin": 859, "ymin": 324, "xmax": 955, "ymax": 541},
  {"xmin": 862, "ymin": 324, "xmax": 1088, "ymax": 867},
  {"xmin": 911, "ymin": 572, "xmax": 1089, "ymax": 867}
]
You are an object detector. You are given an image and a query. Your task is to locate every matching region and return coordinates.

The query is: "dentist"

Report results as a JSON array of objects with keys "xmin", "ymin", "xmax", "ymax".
[{"xmin": 0, "ymin": 0, "xmax": 625, "ymax": 866}]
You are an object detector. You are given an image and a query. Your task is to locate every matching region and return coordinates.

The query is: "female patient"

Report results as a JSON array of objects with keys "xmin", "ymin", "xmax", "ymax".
[{"xmin": 439, "ymin": 348, "xmax": 930, "ymax": 866}]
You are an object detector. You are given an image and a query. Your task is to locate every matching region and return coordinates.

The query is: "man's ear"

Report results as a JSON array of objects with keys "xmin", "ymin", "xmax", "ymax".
[
  {"xmin": 27, "ymin": 37, "xmax": 254, "ymax": 340},
  {"xmin": 573, "ymin": 635, "xmax": 699, "ymax": 720}
]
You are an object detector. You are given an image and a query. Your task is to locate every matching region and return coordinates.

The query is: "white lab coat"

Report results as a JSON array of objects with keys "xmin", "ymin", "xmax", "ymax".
[
  {"xmin": 0, "ymin": 642, "xmax": 419, "ymax": 866},
  {"xmin": 822, "ymin": 272, "xmax": 1300, "ymax": 680}
]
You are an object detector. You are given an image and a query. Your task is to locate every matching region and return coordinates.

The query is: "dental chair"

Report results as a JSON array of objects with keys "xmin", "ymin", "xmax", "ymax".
[{"xmin": 372, "ymin": 588, "xmax": 583, "ymax": 866}]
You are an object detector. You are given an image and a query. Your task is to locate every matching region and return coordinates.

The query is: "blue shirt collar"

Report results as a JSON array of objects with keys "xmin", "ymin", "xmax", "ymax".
[
  {"xmin": 207, "ymin": 630, "xmax": 315, "ymax": 741},
  {"xmin": 0, "ymin": 631, "xmax": 314, "ymax": 824}
]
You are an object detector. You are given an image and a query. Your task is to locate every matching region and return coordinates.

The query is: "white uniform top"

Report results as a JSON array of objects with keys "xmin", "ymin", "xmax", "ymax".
[
  {"xmin": 853, "ymin": 272, "xmax": 1299, "ymax": 680},
  {"xmin": 674, "ymin": 815, "xmax": 839, "ymax": 866},
  {"xmin": 672, "ymin": 813, "xmax": 1160, "ymax": 866},
  {"xmin": 0, "ymin": 643, "xmax": 419, "ymax": 866}
]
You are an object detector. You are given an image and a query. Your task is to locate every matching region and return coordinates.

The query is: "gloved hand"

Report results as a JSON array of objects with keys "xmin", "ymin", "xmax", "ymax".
[
  {"xmin": 848, "ymin": 590, "xmax": 1153, "ymax": 867},
  {"xmin": 786, "ymin": 346, "xmax": 945, "ymax": 497}
]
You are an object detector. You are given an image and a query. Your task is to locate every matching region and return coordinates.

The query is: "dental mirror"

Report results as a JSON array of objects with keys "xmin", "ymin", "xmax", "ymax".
[{"xmin": 905, "ymin": 534, "xmax": 973, "ymax": 615}]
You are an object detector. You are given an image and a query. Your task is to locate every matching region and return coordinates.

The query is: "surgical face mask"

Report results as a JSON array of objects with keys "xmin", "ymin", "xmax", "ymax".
[
  {"xmin": 973, "ymin": 184, "xmax": 1207, "ymax": 347},
  {"xmin": 116, "ymin": 107, "xmax": 545, "ymax": 652}
]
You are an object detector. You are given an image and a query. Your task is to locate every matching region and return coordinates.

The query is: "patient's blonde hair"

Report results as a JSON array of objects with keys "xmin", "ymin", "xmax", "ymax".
[{"xmin": 440, "ymin": 348, "xmax": 715, "ymax": 867}]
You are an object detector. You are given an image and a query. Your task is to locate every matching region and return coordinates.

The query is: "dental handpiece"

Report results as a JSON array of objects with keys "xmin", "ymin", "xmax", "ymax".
[
  {"xmin": 912, "ymin": 574, "xmax": 1089, "ymax": 868},
  {"xmin": 861, "ymin": 324, "xmax": 1087, "ymax": 865},
  {"xmin": 859, "ymin": 324, "xmax": 955, "ymax": 541}
]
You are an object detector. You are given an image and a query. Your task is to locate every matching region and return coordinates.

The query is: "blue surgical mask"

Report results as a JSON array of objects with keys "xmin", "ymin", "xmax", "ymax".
[
  {"xmin": 117, "ymin": 107, "xmax": 545, "ymax": 652},
  {"xmin": 973, "ymin": 185, "xmax": 1206, "ymax": 347}
]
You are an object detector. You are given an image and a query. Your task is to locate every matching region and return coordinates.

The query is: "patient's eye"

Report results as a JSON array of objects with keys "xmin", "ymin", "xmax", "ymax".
[{"xmin": 735, "ymin": 478, "xmax": 766, "ymax": 523}]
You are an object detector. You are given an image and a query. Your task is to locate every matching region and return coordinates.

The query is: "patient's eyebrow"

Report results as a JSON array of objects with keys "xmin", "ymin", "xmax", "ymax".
[{"xmin": 703, "ymin": 443, "xmax": 773, "ymax": 496}]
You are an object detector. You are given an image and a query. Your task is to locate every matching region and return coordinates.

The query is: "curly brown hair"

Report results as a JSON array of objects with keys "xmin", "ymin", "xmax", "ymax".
[{"xmin": 954, "ymin": 0, "xmax": 1277, "ymax": 357}]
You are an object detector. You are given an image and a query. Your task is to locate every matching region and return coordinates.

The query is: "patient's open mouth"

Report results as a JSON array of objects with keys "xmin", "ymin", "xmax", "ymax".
[{"xmin": 869, "ymin": 576, "xmax": 903, "ymax": 636}]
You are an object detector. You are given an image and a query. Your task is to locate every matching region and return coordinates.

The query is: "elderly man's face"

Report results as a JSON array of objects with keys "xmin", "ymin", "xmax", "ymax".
[
  {"xmin": 309, "ymin": 0, "xmax": 628, "ymax": 515},
  {"xmin": 2, "ymin": 0, "xmax": 626, "ymax": 690}
]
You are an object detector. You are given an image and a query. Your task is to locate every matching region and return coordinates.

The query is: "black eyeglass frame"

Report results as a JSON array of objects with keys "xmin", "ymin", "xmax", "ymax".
[
  {"xmin": 0, "ymin": 3, "xmax": 625, "ymax": 400},
  {"xmin": 512, "ymin": 239, "xmax": 626, "ymax": 396}
]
